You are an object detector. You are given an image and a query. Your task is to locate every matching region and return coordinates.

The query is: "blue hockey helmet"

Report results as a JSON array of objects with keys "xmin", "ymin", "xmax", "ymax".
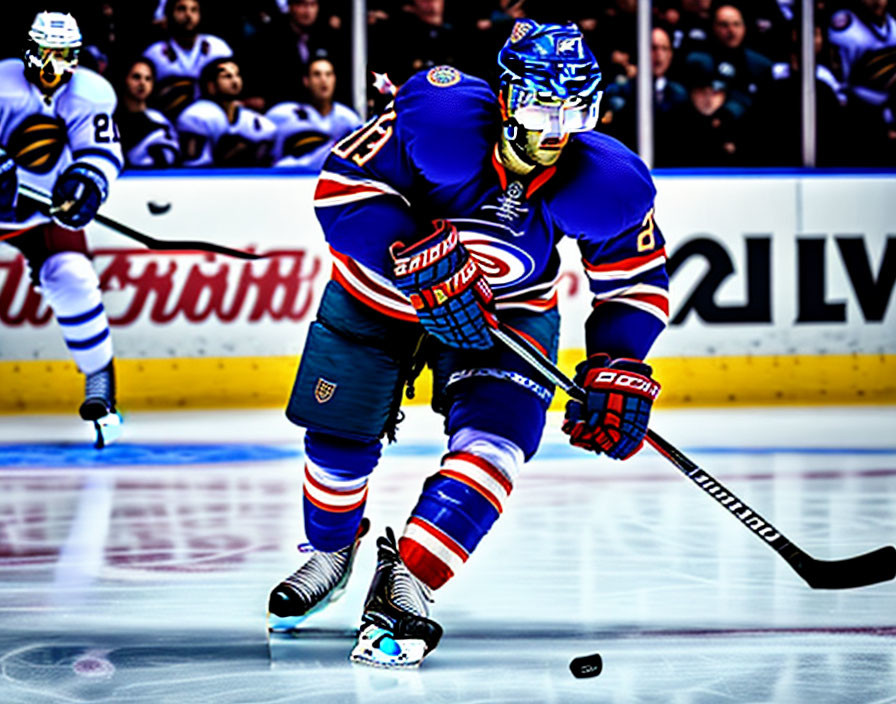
[{"xmin": 497, "ymin": 20, "xmax": 602, "ymax": 134}]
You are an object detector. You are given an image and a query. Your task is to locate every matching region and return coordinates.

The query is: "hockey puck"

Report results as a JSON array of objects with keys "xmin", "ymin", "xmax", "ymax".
[
  {"xmin": 147, "ymin": 201, "xmax": 171, "ymax": 215},
  {"xmin": 569, "ymin": 652, "xmax": 602, "ymax": 679}
]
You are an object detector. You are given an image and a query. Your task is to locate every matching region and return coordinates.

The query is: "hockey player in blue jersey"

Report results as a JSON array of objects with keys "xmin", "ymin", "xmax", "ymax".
[{"xmin": 268, "ymin": 19, "xmax": 669, "ymax": 668}]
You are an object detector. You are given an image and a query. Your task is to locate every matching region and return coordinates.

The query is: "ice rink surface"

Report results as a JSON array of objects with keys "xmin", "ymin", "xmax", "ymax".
[{"xmin": 1, "ymin": 405, "xmax": 894, "ymax": 704}]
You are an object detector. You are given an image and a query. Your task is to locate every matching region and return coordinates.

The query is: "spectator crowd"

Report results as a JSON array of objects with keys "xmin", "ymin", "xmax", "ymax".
[{"xmin": 3, "ymin": 0, "xmax": 894, "ymax": 169}]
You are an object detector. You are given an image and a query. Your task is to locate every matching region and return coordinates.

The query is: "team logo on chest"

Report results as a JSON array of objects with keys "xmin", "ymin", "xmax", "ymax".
[
  {"xmin": 452, "ymin": 219, "xmax": 537, "ymax": 290},
  {"xmin": 7, "ymin": 115, "xmax": 67, "ymax": 174},
  {"xmin": 488, "ymin": 180, "xmax": 529, "ymax": 225},
  {"xmin": 285, "ymin": 130, "xmax": 330, "ymax": 158},
  {"xmin": 153, "ymin": 76, "xmax": 196, "ymax": 119}
]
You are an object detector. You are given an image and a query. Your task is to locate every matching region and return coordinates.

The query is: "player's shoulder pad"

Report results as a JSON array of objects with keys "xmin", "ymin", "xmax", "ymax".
[
  {"xmin": 245, "ymin": 109, "xmax": 276, "ymax": 136},
  {"xmin": 142, "ymin": 41, "xmax": 169, "ymax": 65},
  {"xmin": 392, "ymin": 67, "xmax": 499, "ymax": 180},
  {"xmin": 830, "ymin": 10, "xmax": 854, "ymax": 33},
  {"xmin": 67, "ymin": 67, "xmax": 117, "ymax": 108},
  {"xmin": 551, "ymin": 131, "xmax": 656, "ymax": 237},
  {"xmin": 265, "ymin": 101, "xmax": 301, "ymax": 121},
  {"xmin": 0, "ymin": 59, "xmax": 30, "ymax": 99},
  {"xmin": 199, "ymin": 34, "xmax": 233, "ymax": 57},
  {"xmin": 333, "ymin": 102, "xmax": 362, "ymax": 125},
  {"xmin": 176, "ymin": 99, "xmax": 226, "ymax": 131},
  {"xmin": 145, "ymin": 107, "xmax": 175, "ymax": 128},
  {"xmin": 395, "ymin": 66, "xmax": 497, "ymax": 130}
]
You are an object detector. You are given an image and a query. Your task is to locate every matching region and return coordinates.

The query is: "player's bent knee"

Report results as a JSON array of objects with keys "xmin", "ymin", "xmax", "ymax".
[
  {"xmin": 38, "ymin": 252, "xmax": 99, "ymax": 301},
  {"xmin": 446, "ymin": 377, "xmax": 551, "ymax": 459}
]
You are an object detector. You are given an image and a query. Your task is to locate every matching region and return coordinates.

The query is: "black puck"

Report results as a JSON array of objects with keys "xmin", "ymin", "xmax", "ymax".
[
  {"xmin": 569, "ymin": 652, "xmax": 602, "ymax": 679},
  {"xmin": 147, "ymin": 201, "xmax": 172, "ymax": 215}
]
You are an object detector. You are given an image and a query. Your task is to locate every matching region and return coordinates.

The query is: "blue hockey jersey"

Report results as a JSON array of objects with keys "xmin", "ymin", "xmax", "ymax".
[{"xmin": 313, "ymin": 66, "xmax": 668, "ymax": 360}]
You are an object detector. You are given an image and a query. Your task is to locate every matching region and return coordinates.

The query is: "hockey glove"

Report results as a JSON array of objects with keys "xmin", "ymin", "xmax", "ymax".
[
  {"xmin": 51, "ymin": 163, "xmax": 109, "ymax": 230},
  {"xmin": 562, "ymin": 355, "xmax": 661, "ymax": 460},
  {"xmin": 390, "ymin": 219, "xmax": 496, "ymax": 350},
  {"xmin": 0, "ymin": 147, "xmax": 16, "ymax": 222}
]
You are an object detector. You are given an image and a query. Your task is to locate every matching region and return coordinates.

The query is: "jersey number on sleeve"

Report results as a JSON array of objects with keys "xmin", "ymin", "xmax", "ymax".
[
  {"xmin": 93, "ymin": 114, "xmax": 121, "ymax": 144},
  {"xmin": 637, "ymin": 208, "xmax": 656, "ymax": 253},
  {"xmin": 332, "ymin": 110, "xmax": 396, "ymax": 167}
]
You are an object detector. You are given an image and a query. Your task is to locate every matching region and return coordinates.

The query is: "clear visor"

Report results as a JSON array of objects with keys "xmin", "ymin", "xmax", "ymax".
[
  {"xmin": 507, "ymin": 84, "xmax": 601, "ymax": 135},
  {"xmin": 30, "ymin": 46, "xmax": 79, "ymax": 74}
]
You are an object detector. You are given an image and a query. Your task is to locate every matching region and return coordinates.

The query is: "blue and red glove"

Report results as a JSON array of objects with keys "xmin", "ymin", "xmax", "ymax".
[
  {"xmin": 51, "ymin": 163, "xmax": 108, "ymax": 230},
  {"xmin": 0, "ymin": 147, "xmax": 16, "ymax": 222},
  {"xmin": 390, "ymin": 219, "xmax": 496, "ymax": 350},
  {"xmin": 562, "ymin": 354, "xmax": 661, "ymax": 460}
]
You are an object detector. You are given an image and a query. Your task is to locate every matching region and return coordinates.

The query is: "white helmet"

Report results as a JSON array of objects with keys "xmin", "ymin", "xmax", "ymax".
[{"xmin": 25, "ymin": 12, "xmax": 82, "ymax": 94}]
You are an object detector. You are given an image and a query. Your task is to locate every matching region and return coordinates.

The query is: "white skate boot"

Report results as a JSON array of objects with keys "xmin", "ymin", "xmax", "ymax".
[{"xmin": 79, "ymin": 361, "xmax": 122, "ymax": 449}]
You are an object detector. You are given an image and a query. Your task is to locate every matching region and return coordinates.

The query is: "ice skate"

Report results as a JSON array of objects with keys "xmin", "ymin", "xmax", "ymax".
[
  {"xmin": 78, "ymin": 361, "xmax": 122, "ymax": 449},
  {"xmin": 350, "ymin": 527, "xmax": 442, "ymax": 669},
  {"xmin": 268, "ymin": 518, "xmax": 370, "ymax": 633}
]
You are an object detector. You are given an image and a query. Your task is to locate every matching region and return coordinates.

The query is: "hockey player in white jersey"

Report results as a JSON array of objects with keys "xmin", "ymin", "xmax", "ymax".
[
  {"xmin": 829, "ymin": 0, "xmax": 896, "ymax": 107},
  {"xmin": 177, "ymin": 58, "xmax": 276, "ymax": 167},
  {"xmin": 0, "ymin": 11, "xmax": 124, "ymax": 448},
  {"xmin": 828, "ymin": 0, "xmax": 896, "ymax": 161},
  {"xmin": 266, "ymin": 57, "xmax": 362, "ymax": 171},
  {"xmin": 143, "ymin": 0, "xmax": 233, "ymax": 121}
]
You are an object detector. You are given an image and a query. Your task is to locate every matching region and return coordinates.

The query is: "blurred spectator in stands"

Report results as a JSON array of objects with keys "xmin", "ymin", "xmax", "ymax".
[
  {"xmin": 368, "ymin": 0, "xmax": 459, "ymax": 86},
  {"xmin": 671, "ymin": 0, "xmax": 713, "ymax": 56},
  {"xmin": 593, "ymin": 0, "xmax": 639, "ymax": 86},
  {"xmin": 367, "ymin": 0, "xmax": 404, "ymax": 27},
  {"xmin": 747, "ymin": 0, "xmax": 798, "ymax": 63},
  {"xmin": 143, "ymin": 0, "xmax": 233, "ymax": 121},
  {"xmin": 244, "ymin": 0, "xmax": 349, "ymax": 110},
  {"xmin": 652, "ymin": 23, "xmax": 692, "ymax": 162},
  {"xmin": 72, "ymin": 3, "xmax": 115, "ymax": 75},
  {"xmin": 116, "ymin": 57, "xmax": 181, "ymax": 169},
  {"xmin": 201, "ymin": 2, "xmax": 281, "ymax": 57},
  {"xmin": 152, "ymin": 0, "xmax": 167, "ymax": 25},
  {"xmin": 655, "ymin": 0, "xmax": 682, "ymax": 30},
  {"xmin": 74, "ymin": 2, "xmax": 163, "ymax": 74},
  {"xmin": 462, "ymin": 0, "xmax": 530, "ymax": 85},
  {"xmin": 660, "ymin": 51, "xmax": 749, "ymax": 165},
  {"xmin": 757, "ymin": 20, "xmax": 847, "ymax": 165},
  {"xmin": 176, "ymin": 58, "xmax": 276, "ymax": 167},
  {"xmin": 703, "ymin": 3, "xmax": 775, "ymax": 118},
  {"xmin": 460, "ymin": 0, "xmax": 531, "ymax": 85},
  {"xmin": 266, "ymin": 57, "xmax": 361, "ymax": 170},
  {"xmin": 600, "ymin": 26, "xmax": 689, "ymax": 155},
  {"xmin": 828, "ymin": 0, "xmax": 896, "ymax": 163}
]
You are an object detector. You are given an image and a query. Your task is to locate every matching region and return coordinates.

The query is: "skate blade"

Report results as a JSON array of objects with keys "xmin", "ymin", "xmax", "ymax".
[
  {"xmin": 266, "ymin": 578, "xmax": 351, "ymax": 635},
  {"xmin": 267, "ymin": 612, "xmax": 311, "ymax": 634},
  {"xmin": 93, "ymin": 412, "xmax": 123, "ymax": 449},
  {"xmin": 349, "ymin": 625, "xmax": 427, "ymax": 669}
]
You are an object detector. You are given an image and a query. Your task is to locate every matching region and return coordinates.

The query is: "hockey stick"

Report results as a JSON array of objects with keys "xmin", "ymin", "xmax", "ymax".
[
  {"xmin": 17, "ymin": 183, "xmax": 263, "ymax": 260},
  {"xmin": 491, "ymin": 322, "xmax": 896, "ymax": 590}
]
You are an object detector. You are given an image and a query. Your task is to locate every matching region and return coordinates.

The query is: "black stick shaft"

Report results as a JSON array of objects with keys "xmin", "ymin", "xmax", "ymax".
[
  {"xmin": 490, "ymin": 323, "xmax": 896, "ymax": 589},
  {"xmin": 17, "ymin": 183, "xmax": 263, "ymax": 260},
  {"xmin": 491, "ymin": 325, "xmax": 798, "ymax": 554}
]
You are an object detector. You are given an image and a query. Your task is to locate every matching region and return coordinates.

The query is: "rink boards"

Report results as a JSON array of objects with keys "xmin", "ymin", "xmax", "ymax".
[{"xmin": 1, "ymin": 169, "xmax": 894, "ymax": 411}]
